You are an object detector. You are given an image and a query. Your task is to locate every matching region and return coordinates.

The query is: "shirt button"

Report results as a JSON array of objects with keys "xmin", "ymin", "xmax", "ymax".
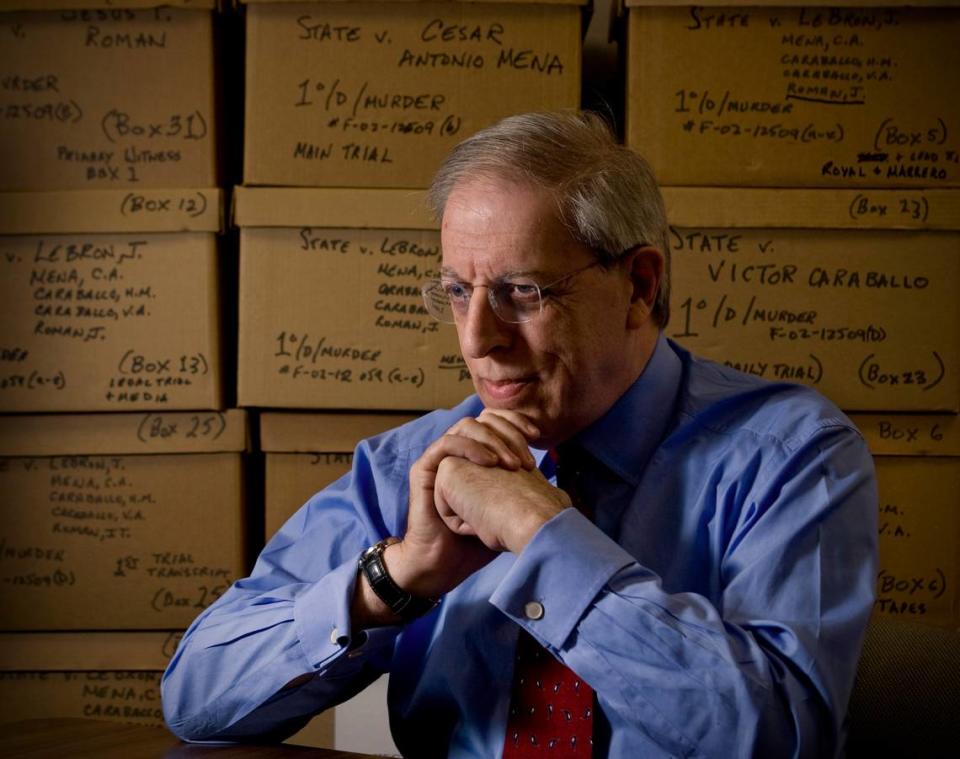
[
  {"xmin": 524, "ymin": 601, "xmax": 545, "ymax": 620},
  {"xmin": 330, "ymin": 628, "xmax": 340, "ymax": 645}
]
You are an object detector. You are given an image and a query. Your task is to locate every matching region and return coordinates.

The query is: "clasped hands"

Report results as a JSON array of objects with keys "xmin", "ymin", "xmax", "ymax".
[{"xmin": 385, "ymin": 410, "xmax": 572, "ymax": 602}]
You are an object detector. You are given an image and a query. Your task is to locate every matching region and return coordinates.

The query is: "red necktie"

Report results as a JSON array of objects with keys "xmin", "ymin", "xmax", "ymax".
[{"xmin": 502, "ymin": 448, "xmax": 594, "ymax": 756}]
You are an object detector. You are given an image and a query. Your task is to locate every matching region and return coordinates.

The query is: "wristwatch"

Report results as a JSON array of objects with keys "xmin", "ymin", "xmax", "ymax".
[{"xmin": 358, "ymin": 537, "xmax": 439, "ymax": 622}]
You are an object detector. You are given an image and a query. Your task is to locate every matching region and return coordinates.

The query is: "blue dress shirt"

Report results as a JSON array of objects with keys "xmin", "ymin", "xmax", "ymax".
[{"xmin": 162, "ymin": 335, "xmax": 878, "ymax": 757}]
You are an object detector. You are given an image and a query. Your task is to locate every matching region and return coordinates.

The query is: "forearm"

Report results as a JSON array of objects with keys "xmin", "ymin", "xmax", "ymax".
[
  {"xmin": 491, "ymin": 500, "xmax": 875, "ymax": 757},
  {"xmin": 568, "ymin": 561, "xmax": 836, "ymax": 757},
  {"xmin": 163, "ymin": 558, "xmax": 396, "ymax": 741}
]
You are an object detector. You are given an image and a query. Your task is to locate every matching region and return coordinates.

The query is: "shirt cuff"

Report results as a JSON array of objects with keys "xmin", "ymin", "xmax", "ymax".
[
  {"xmin": 489, "ymin": 508, "xmax": 634, "ymax": 652},
  {"xmin": 293, "ymin": 555, "xmax": 401, "ymax": 672}
]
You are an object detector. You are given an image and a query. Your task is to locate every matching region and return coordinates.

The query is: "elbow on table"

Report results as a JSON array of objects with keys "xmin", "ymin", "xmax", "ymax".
[{"xmin": 160, "ymin": 665, "xmax": 220, "ymax": 743}]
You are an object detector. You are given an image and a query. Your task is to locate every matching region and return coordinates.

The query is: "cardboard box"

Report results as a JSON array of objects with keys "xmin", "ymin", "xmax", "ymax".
[
  {"xmin": 0, "ymin": 2, "xmax": 217, "ymax": 191},
  {"xmin": 624, "ymin": 2, "xmax": 960, "ymax": 187},
  {"xmin": 0, "ymin": 190, "xmax": 223, "ymax": 412},
  {"xmin": 0, "ymin": 410, "xmax": 247, "ymax": 630},
  {"xmin": 664, "ymin": 189, "xmax": 960, "ymax": 412},
  {"xmin": 853, "ymin": 414, "xmax": 960, "ymax": 629},
  {"xmin": 0, "ymin": 631, "xmax": 335, "ymax": 741},
  {"xmin": 0, "ymin": 671, "xmax": 166, "ymax": 726},
  {"xmin": 243, "ymin": 0, "xmax": 585, "ymax": 188},
  {"xmin": 0, "ymin": 632, "xmax": 173, "ymax": 728},
  {"xmin": 236, "ymin": 187, "xmax": 474, "ymax": 410},
  {"xmin": 0, "ymin": 1, "xmax": 208, "ymax": 10},
  {"xmin": 261, "ymin": 411, "xmax": 417, "ymax": 537}
]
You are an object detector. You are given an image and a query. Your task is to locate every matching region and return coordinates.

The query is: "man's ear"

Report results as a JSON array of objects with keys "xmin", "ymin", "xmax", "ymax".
[{"xmin": 622, "ymin": 246, "xmax": 664, "ymax": 329}]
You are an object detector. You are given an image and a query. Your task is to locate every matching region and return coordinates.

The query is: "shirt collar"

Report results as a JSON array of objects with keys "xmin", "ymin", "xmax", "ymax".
[{"xmin": 565, "ymin": 332, "xmax": 681, "ymax": 485}]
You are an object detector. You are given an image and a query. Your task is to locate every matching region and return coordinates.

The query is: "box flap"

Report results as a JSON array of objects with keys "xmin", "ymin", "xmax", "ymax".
[
  {"xmin": 243, "ymin": 0, "xmax": 587, "ymax": 6},
  {"xmin": 851, "ymin": 414, "xmax": 960, "ymax": 457},
  {"xmin": 623, "ymin": 1, "xmax": 950, "ymax": 7},
  {"xmin": 0, "ymin": 631, "xmax": 179, "ymax": 671},
  {"xmin": 0, "ymin": 189, "xmax": 223, "ymax": 234},
  {"xmin": 662, "ymin": 188, "xmax": 960, "ymax": 230},
  {"xmin": 233, "ymin": 186, "xmax": 437, "ymax": 230},
  {"xmin": 0, "ymin": 410, "xmax": 248, "ymax": 456},
  {"xmin": 261, "ymin": 412, "xmax": 418, "ymax": 452},
  {"xmin": 0, "ymin": 0, "xmax": 215, "ymax": 9}
]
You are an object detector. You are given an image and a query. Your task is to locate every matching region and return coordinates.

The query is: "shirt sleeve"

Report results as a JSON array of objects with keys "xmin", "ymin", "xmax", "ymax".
[
  {"xmin": 489, "ymin": 423, "xmax": 878, "ymax": 758},
  {"xmin": 161, "ymin": 436, "xmax": 409, "ymax": 742}
]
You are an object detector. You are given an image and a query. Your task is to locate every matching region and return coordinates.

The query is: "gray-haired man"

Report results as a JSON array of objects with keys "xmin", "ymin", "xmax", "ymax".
[{"xmin": 164, "ymin": 111, "xmax": 877, "ymax": 758}]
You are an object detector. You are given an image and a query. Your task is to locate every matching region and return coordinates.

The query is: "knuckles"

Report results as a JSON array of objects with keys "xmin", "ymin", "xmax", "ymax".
[{"xmin": 436, "ymin": 455, "xmax": 467, "ymax": 481}]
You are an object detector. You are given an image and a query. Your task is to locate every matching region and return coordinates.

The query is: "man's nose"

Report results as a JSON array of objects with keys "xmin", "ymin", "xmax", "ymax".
[{"xmin": 457, "ymin": 287, "xmax": 512, "ymax": 358}]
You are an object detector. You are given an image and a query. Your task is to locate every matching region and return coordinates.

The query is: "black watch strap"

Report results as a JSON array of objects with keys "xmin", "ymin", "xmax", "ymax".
[{"xmin": 359, "ymin": 538, "xmax": 438, "ymax": 622}]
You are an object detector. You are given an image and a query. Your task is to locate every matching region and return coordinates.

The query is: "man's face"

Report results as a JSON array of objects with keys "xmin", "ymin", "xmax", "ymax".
[{"xmin": 440, "ymin": 176, "xmax": 646, "ymax": 446}]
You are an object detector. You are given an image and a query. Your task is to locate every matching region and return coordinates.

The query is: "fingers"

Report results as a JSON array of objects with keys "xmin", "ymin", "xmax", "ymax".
[
  {"xmin": 433, "ymin": 455, "xmax": 568, "ymax": 554},
  {"xmin": 437, "ymin": 510, "xmax": 478, "ymax": 538},
  {"xmin": 477, "ymin": 409, "xmax": 540, "ymax": 442},
  {"xmin": 434, "ymin": 459, "xmax": 497, "ymax": 549},
  {"xmin": 444, "ymin": 411, "xmax": 538, "ymax": 471},
  {"xmin": 413, "ymin": 410, "xmax": 539, "ymax": 480},
  {"xmin": 405, "ymin": 410, "xmax": 541, "ymax": 559},
  {"xmin": 475, "ymin": 410, "xmax": 539, "ymax": 469},
  {"xmin": 415, "ymin": 432, "xmax": 499, "ymax": 483},
  {"xmin": 433, "ymin": 462, "xmax": 478, "ymax": 538}
]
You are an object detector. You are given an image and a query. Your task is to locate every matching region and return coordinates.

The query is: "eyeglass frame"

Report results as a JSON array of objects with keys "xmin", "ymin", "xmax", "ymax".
[{"xmin": 420, "ymin": 257, "xmax": 617, "ymax": 325}]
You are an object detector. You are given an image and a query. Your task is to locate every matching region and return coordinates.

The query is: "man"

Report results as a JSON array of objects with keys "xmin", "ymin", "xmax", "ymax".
[{"xmin": 162, "ymin": 111, "xmax": 877, "ymax": 757}]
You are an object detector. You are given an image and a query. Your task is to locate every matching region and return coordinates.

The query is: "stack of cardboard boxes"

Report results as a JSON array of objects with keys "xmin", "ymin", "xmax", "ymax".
[
  {"xmin": 236, "ymin": 0, "xmax": 588, "ymax": 416},
  {"xmin": 0, "ymin": 0, "xmax": 246, "ymax": 728},
  {"xmin": 622, "ymin": 1, "xmax": 960, "ymax": 629},
  {"xmin": 5, "ymin": 0, "xmax": 952, "ymax": 747},
  {"xmin": 235, "ymin": 0, "xmax": 588, "ymax": 749}
]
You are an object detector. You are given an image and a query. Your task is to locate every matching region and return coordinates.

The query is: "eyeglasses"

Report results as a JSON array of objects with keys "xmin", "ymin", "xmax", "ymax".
[{"xmin": 420, "ymin": 260, "xmax": 606, "ymax": 324}]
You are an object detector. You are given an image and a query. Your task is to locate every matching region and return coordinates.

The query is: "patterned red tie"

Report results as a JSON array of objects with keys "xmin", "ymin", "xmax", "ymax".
[{"xmin": 502, "ymin": 448, "xmax": 594, "ymax": 756}]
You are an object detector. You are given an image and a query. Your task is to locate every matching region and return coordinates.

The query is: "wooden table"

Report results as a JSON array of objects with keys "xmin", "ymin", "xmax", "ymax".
[{"xmin": 0, "ymin": 719, "xmax": 385, "ymax": 758}]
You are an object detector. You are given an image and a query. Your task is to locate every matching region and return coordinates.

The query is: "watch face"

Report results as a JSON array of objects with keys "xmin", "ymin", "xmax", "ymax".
[{"xmin": 366, "ymin": 561, "xmax": 386, "ymax": 583}]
